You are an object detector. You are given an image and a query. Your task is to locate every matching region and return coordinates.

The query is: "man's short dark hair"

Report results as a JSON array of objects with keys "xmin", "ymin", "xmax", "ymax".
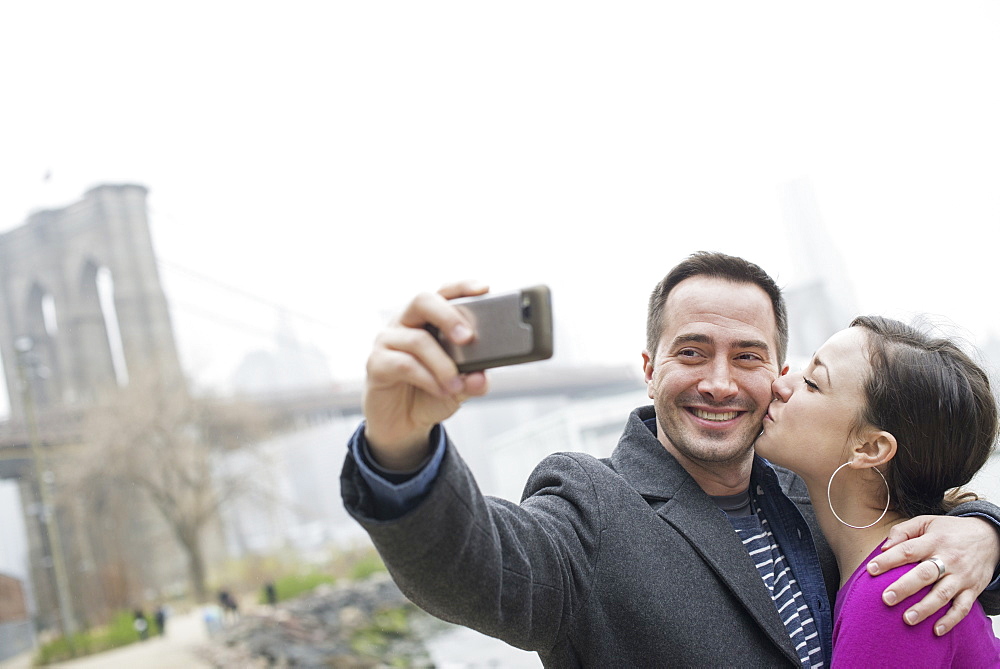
[{"xmin": 646, "ymin": 251, "xmax": 788, "ymax": 364}]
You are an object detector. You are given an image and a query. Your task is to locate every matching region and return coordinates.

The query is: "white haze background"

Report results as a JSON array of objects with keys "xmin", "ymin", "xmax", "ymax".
[{"xmin": 1, "ymin": 1, "xmax": 999, "ymax": 577}]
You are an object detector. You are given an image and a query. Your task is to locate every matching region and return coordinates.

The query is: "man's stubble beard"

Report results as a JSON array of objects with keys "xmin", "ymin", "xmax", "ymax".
[{"xmin": 653, "ymin": 394, "xmax": 761, "ymax": 468}]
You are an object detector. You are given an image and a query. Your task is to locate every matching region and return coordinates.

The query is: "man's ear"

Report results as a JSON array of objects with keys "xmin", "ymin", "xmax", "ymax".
[{"xmin": 642, "ymin": 351, "xmax": 655, "ymax": 398}]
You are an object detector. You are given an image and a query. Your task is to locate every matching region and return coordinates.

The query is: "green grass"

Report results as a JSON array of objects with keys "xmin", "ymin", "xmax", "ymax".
[
  {"xmin": 258, "ymin": 551, "xmax": 388, "ymax": 604},
  {"xmin": 349, "ymin": 553, "xmax": 387, "ymax": 581},
  {"xmin": 260, "ymin": 572, "xmax": 336, "ymax": 603},
  {"xmin": 35, "ymin": 611, "xmax": 153, "ymax": 664},
  {"xmin": 349, "ymin": 606, "xmax": 411, "ymax": 658}
]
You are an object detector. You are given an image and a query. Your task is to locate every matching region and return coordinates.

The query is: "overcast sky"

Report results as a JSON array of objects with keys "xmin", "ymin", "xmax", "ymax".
[
  {"xmin": 2, "ymin": 0, "xmax": 1000, "ymax": 584},
  {"xmin": 1, "ymin": 1, "xmax": 998, "ymax": 393}
]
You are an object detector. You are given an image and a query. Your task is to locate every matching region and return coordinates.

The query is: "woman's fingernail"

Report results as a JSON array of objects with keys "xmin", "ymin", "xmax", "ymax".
[
  {"xmin": 452, "ymin": 324, "xmax": 472, "ymax": 342},
  {"xmin": 935, "ymin": 624, "xmax": 946, "ymax": 636},
  {"xmin": 447, "ymin": 377, "xmax": 464, "ymax": 394},
  {"xmin": 883, "ymin": 591, "xmax": 897, "ymax": 605},
  {"xmin": 905, "ymin": 610, "xmax": 918, "ymax": 624},
  {"xmin": 868, "ymin": 561, "xmax": 880, "ymax": 575}
]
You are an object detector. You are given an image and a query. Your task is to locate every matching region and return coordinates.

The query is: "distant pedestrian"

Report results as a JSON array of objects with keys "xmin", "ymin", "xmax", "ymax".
[
  {"xmin": 265, "ymin": 581, "xmax": 277, "ymax": 606},
  {"xmin": 133, "ymin": 608, "xmax": 149, "ymax": 641},
  {"xmin": 218, "ymin": 589, "xmax": 239, "ymax": 624},
  {"xmin": 154, "ymin": 605, "xmax": 167, "ymax": 636},
  {"xmin": 203, "ymin": 604, "xmax": 223, "ymax": 636}
]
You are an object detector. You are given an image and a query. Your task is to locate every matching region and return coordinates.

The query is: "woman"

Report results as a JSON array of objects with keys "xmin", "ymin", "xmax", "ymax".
[{"xmin": 756, "ymin": 316, "xmax": 1000, "ymax": 667}]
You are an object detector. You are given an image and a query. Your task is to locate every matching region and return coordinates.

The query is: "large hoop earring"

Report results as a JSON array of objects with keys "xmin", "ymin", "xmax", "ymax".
[{"xmin": 827, "ymin": 462, "xmax": 891, "ymax": 529}]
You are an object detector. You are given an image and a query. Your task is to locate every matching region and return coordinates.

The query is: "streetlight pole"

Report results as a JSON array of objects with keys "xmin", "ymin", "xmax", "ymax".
[{"xmin": 14, "ymin": 336, "xmax": 78, "ymax": 643}]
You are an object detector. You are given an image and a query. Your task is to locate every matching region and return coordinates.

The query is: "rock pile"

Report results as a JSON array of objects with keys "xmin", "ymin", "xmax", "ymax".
[{"xmin": 199, "ymin": 573, "xmax": 452, "ymax": 668}]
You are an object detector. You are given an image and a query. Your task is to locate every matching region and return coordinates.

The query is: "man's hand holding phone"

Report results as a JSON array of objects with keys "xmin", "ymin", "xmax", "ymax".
[
  {"xmin": 363, "ymin": 281, "xmax": 554, "ymax": 472},
  {"xmin": 363, "ymin": 281, "xmax": 493, "ymax": 471}
]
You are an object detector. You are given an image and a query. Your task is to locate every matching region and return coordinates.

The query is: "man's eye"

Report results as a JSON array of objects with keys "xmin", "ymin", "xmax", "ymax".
[
  {"xmin": 804, "ymin": 378, "xmax": 820, "ymax": 390},
  {"xmin": 677, "ymin": 349, "xmax": 701, "ymax": 358},
  {"xmin": 736, "ymin": 353, "xmax": 763, "ymax": 362}
]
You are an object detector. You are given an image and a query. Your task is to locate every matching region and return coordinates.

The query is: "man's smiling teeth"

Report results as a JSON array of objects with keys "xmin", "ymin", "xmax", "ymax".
[{"xmin": 692, "ymin": 409, "xmax": 738, "ymax": 422}]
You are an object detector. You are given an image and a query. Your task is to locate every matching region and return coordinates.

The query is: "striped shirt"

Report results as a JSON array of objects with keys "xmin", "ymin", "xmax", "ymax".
[{"xmin": 729, "ymin": 499, "xmax": 825, "ymax": 668}]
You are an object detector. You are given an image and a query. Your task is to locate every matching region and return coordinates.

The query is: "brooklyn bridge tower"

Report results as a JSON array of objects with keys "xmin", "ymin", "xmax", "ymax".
[{"xmin": 0, "ymin": 184, "xmax": 185, "ymax": 633}]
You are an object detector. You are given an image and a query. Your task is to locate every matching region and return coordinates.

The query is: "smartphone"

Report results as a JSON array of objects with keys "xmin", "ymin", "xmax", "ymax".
[{"xmin": 428, "ymin": 285, "xmax": 554, "ymax": 373}]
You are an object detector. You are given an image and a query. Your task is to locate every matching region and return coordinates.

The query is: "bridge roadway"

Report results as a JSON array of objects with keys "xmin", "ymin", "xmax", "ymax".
[{"xmin": 0, "ymin": 363, "xmax": 645, "ymax": 479}]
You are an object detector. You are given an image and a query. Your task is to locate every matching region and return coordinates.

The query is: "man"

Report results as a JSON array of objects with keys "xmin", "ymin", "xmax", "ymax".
[{"xmin": 342, "ymin": 252, "xmax": 1000, "ymax": 666}]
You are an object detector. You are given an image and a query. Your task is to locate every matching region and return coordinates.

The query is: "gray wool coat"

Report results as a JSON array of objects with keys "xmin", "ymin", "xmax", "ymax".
[{"xmin": 341, "ymin": 406, "xmax": 1000, "ymax": 668}]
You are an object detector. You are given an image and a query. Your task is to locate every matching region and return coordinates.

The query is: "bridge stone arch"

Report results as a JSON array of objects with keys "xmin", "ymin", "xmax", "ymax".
[
  {"xmin": 21, "ymin": 281, "xmax": 61, "ymax": 406},
  {"xmin": 76, "ymin": 259, "xmax": 125, "ymax": 393},
  {"xmin": 0, "ymin": 184, "xmax": 183, "ymax": 416}
]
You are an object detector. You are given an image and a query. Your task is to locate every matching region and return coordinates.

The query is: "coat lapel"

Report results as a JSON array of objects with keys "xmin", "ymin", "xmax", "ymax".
[
  {"xmin": 610, "ymin": 407, "xmax": 801, "ymax": 665},
  {"xmin": 660, "ymin": 478, "xmax": 801, "ymax": 664}
]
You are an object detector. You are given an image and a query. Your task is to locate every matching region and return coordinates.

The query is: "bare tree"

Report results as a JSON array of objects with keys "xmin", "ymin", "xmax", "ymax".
[{"xmin": 73, "ymin": 370, "xmax": 273, "ymax": 603}]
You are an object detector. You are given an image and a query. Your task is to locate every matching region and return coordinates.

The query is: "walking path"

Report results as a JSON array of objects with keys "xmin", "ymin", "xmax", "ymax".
[
  {"xmin": 0, "ymin": 604, "xmax": 542, "ymax": 668},
  {"xmin": 0, "ymin": 607, "xmax": 213, "ymax": 669}
]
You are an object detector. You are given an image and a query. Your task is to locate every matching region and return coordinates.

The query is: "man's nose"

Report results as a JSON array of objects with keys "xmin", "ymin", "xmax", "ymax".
[{"xmin": 698, "ymin": 358, "xmax": 738, "ymax": 400}]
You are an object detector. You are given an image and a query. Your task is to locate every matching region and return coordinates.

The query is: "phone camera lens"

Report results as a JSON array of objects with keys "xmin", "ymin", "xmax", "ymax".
[{"xmin": 521, "ymin": 296, "xmax": 532, "ymax": 321}]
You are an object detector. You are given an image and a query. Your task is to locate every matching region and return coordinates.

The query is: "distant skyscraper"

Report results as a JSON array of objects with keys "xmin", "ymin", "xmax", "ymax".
[
  {"xmin": 230, "ymin": 313, "xmax": 334, "ymax": 394},
  {"xmin": 778, "ymin": 178, "xmax": 860, "ymax": 364}
]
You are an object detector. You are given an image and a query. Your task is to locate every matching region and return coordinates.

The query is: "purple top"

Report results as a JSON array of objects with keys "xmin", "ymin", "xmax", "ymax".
[{"xmin": 833, "ymin": 545, "xmax": 1000, "ymax": 668}]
